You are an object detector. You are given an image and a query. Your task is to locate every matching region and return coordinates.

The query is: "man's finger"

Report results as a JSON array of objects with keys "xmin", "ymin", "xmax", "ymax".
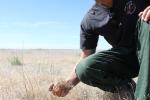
[
  {"xmin": 49, "ymin": 84, "xmax": 54, "ymax": 91},
  {"xmin": 142, "ymin": 6, "xmax": 150, "ymax": 20},
  {"xmin": 144, "ymin": 9, "xmax": 150, "ymax": 21},
  {"xmin": 138, "ymin": 11, "xmax": 143, "ymax": 17},
  {"xmin": 52, "ymin": 89, "xmax": 62, "ymax": 97},
  {"xmin": 52, "ymin": 90, "xmax": 57, "ymax": 96}
]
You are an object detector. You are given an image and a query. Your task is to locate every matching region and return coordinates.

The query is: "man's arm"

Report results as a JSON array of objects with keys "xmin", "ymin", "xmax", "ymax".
[
  {"xmin": 65, "ymin": 49, "xmax": 96, "ymax": 87},
  {"xmin": 49, "ymin": 49, "xmax": 96, "ymax": 97},
  {"xmin": 80, "ymin": 49, "xmax": 96, "ymax": 58}
]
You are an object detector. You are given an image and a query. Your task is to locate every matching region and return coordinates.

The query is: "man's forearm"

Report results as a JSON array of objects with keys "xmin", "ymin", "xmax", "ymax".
[{"xmin": 65, "ymin": 49, "xmax": 96, "ymax": 87}]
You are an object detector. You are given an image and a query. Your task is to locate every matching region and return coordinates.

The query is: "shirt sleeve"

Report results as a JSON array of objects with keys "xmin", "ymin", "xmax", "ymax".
[
  {"xmin": 80, "ymin": 24, "xmax": 99, "ymax": 50},
  {"xmin": 80, "ymin": 4, "xmax": 111, "ymax": 50}
]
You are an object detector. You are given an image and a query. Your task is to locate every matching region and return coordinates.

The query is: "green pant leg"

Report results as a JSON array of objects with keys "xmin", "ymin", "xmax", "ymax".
[
  {"xmin": 135, "ymin": 19, "xmax": 150, "ymax": 100},
  {"xmin": 75, "ymin": 48, "xmax": 139, "ymax": 91}
]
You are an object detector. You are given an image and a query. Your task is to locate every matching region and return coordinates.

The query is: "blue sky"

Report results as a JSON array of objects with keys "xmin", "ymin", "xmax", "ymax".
[{"xmin": 0, "ymin": 0, "xmax": 111, "ymax": 49}]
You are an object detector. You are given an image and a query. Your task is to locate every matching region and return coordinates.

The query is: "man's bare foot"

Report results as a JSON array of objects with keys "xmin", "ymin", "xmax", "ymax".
[{"xmin": 49, "ymin": 80, "xmax": 74, "ymax": 97}]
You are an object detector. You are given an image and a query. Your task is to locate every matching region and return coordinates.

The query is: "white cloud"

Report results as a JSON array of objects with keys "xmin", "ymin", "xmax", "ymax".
[{"xmin": 0, "ymin": 21, "xmax": 68, "ymax": 28}]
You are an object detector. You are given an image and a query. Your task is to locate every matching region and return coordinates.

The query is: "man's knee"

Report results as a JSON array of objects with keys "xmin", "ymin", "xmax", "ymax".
[{"xmin": 75, "ymin": 58, "xmax": 92, "ymax": 84}]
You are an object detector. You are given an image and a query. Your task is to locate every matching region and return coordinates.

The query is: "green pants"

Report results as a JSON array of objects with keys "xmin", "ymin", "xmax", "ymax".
[
  {"xmin": 75, "ymin": 47, "xmax": 139, "ymax": 91},
  {"xmin": 135, "ymin": 20, "xmax": 150, "ymax": 100}
]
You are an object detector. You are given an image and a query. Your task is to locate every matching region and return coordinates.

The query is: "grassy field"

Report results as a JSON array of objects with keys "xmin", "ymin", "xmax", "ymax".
[{"xmin": 0, "ymin": 49, "xmax": 115, "ymax": 100}]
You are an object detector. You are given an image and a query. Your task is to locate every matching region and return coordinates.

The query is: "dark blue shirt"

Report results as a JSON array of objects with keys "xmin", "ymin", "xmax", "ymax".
[{"xmin": 80, "ymin": 0, "xmax": 149, "ymax": 50}]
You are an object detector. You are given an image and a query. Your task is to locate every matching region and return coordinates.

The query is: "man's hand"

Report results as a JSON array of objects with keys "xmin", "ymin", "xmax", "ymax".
[
  {"xmin": 49, "ymin": 49, "xmax": 94, "ymax": 97},
  {"xmin": 49, "ymin": 81, "xmax": 73, "ymax": 97},
  {"xmin": 139, "ymin": 6, "xmax": 150, "ymax": 21}
]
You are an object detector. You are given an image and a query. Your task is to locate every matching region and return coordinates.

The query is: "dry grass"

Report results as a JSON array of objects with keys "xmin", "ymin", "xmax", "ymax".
[{"xmin": 0, "ymin": 49, "xmax": 109, "ymax": 100}]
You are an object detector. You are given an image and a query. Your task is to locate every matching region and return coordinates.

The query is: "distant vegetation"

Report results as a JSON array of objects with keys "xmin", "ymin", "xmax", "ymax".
[{"xmin": 9, "ymin": 56, "xmax": 23, "ymax": 65}]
